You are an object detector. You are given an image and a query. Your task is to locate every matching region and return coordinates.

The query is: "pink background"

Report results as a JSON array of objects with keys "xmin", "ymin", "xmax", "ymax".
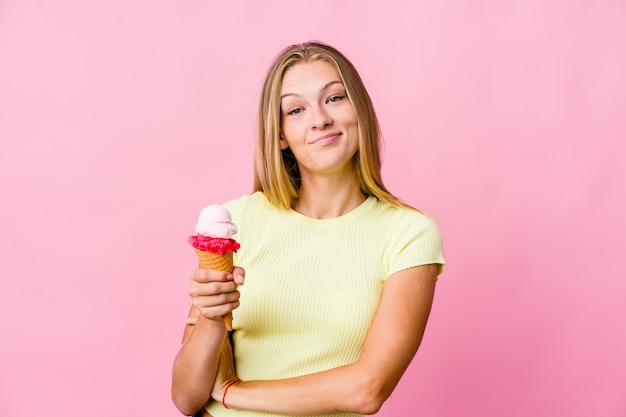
[{"xmin": 1, "ymin": 1, "xmax": 625, "ymax": 416}]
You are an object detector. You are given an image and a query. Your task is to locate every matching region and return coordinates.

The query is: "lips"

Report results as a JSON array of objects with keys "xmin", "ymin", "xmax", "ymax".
[{"xmin": 310, "ymin": 132, "xmax": 341, "ymax": 145}]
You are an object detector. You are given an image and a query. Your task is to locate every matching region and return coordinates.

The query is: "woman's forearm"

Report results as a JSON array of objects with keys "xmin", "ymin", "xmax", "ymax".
[
  {"xmin": 218, "ymin": 266, "xmax": 439, "ymax": 415},
  {"xmin": 221, "ymin": 362, "xmax": 388, "ymax": 415},
  {"xmin": 172, "ymin": 316, "xmax": 227, "ymax": 415}
]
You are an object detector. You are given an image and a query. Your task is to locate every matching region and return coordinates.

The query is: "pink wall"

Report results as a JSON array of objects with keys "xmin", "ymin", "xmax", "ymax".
[{"xmin": 1, "ymin": 1, "xmax": 624, "ymax": 416}]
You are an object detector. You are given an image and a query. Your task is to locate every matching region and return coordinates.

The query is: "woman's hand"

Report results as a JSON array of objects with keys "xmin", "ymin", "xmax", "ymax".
[
  {"xmin": 188, "ymin": 266, "xmax": 245, "ymax": 323},
  {"xmin": 173, "ymin": 267, "xmax": 244, "ymax": 414},
  {"xmin": 211, "ymin": 336, "xmax": 240, "ymax": 405}
]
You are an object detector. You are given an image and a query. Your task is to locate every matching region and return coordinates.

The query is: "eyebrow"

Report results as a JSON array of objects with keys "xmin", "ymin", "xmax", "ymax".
[{"xmin": 280, "ymin": 80, "xmax": 344, "ymax": 99}]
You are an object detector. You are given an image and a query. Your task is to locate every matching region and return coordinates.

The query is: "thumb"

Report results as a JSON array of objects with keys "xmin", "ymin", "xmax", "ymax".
[{"xmin": 232, "ymin": 266, "xmax": 245, "ymax": 285}]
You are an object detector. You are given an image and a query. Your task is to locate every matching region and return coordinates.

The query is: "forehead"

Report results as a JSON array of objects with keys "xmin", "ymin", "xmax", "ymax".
[{"xmin": 281, "ymin": 61, "xmax": 342, "ymax": 93}]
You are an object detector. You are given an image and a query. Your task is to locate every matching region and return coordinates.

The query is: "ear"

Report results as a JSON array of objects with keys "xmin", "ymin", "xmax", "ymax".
[{"xmin": 279, "ymin": 135, "xmax": 289, "ymax": 150}]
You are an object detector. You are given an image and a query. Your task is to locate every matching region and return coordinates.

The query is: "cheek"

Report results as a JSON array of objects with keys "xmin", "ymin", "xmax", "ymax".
[
  {"xmin": 281, "ymin": 118, "xmax": 304, "ymax": 141},
  {"xmin": 337, "ymin": 105, "xmax": 358, "ymax": 126}
]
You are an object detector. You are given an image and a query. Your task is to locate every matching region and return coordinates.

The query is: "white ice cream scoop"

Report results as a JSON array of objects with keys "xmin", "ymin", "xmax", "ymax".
[{"xmin": 195, "ymin": 204, "xmax": 237, "ymax": 238}]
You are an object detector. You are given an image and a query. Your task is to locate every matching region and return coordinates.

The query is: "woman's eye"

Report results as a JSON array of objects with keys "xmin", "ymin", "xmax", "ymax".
[
  {"xmin": 287, "ymin": 107, "xmax": 303, "ymax": 116},
  {"xmin": 328, "ymin": 95, "xmax": 344, "ymax": 103}
]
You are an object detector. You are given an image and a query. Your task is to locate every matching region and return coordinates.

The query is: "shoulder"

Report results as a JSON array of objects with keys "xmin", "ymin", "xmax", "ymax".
[
  {"xmin": 369, "ymin": 198, "xmax": 442, "ymax": 237},
  {"xmin": 223, "ymin": 192, "xmax": 271, "ymax": 214},
  {"xmin": 223, "ymin": 192, "xmax": 282, "ymax": 228},
  {"xmin": 368, "ymin": 199, "xmax": 445, "ymax": 275}
]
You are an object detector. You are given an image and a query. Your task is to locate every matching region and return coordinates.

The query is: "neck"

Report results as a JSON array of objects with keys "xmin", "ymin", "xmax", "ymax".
[{"xmin": 292, "ymin": 175, "xmax": 366, "ymax": 219}]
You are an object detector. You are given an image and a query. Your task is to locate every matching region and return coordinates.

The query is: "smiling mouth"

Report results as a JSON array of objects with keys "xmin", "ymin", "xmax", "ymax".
[{"xmin": 310, "ymin": 132, "xmax": 341, "ymax": 145}]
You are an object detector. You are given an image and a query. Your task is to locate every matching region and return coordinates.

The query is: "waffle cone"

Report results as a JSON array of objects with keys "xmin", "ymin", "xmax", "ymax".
[
  {"xmin": 194, "ymin": 248, "xmax": 234, "ymax": 271},
  {"xmin": 194, "ymin": 248, "xmax": 234, "ymax": 331}
]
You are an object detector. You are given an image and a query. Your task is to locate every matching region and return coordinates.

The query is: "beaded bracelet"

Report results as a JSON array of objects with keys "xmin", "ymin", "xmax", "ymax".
[{"xmin": 222, "ymin": 378, "xmax": 241, "ymax": 409}]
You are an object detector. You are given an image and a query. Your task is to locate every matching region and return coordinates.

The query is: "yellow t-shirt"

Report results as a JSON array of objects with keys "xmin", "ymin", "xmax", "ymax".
[{"xmin": 206, "ymin": 192, "xmax": 445, "ymax": 417}]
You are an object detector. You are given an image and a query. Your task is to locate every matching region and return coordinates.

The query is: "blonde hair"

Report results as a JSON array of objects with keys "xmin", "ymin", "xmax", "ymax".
[{"xmin": 254, "ymin": 41, "xmax": 414, "ymax": 210}]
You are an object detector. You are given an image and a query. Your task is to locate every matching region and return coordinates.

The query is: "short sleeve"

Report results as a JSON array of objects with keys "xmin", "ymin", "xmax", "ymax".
[
  {"xmin": 386, "ymin": 211, "xmax": 445, "ymax": 279},
  {"xmin": 222, "ymin": 194, "xmax": 249, "ymax": 228}
]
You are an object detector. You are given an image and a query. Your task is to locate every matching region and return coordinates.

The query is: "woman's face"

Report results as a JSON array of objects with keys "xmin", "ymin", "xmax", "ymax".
[{"xmin": 279, "ymin": 60, "xmax": 359, "ymax": 179}]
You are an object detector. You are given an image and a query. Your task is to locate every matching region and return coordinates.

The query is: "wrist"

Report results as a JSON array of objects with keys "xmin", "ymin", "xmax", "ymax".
[
  {"xmin": 196, "ymin": 314, "xmax": 229, "ymax": 332},
  {"xmin": 185, "ymin": 316, "xmax": 227, "ymax": 350},
  {"xmin": 222, "ymin": 378, "xmax": 241, "ymax": 409}
]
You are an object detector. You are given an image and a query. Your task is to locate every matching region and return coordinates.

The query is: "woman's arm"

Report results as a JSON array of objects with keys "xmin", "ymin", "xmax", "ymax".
[
  {"xmin": 171, "ymin": 267, "xmax": 244, "ymax": 416},
  {"xmin": 214, "ymin": 263, "xmax": 440, "ymax": 415}
]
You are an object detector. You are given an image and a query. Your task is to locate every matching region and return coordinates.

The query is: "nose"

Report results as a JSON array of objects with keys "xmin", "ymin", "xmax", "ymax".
[{"xmin": 311, "ymin": 105, "xmax": 332, "ymax": 130}]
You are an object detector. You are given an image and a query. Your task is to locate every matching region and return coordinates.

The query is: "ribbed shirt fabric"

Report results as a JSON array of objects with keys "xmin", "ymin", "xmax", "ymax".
[{"xmin": 206, "ymin": 192, "xmax": 445, "ymax": 417}]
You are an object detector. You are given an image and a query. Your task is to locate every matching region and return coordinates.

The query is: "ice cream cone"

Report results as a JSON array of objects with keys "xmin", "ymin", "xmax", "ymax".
[
  {"xmin": 194, "ymin": 248, "xmax": 234, "ymax": 331},
  {"xmin": 194, "ymin": 248, "xmax": 234, "ymax": 272},
  {"xmin": 189, "ymin": 204, "xmax": 240, "ymax": 332}
]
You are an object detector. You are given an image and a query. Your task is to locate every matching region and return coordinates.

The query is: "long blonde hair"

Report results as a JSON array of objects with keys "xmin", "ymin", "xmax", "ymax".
[{"xmin": 254, "ymin": 41, "xmax": 414, "ymax": 210}]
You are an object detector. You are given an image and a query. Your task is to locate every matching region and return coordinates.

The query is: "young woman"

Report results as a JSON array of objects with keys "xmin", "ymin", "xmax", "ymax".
[{"xmin": 172, "ymin": 41, "xmax": 445, "ymax": 417}]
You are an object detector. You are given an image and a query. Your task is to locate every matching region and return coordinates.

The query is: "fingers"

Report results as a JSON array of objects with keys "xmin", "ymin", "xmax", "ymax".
[
  {"xmin": 189, "ymin": 285, "xmax": 241, "ymax": 319},
  {"xmin": 191, "ymin": 267, "xmax": 234, "ymax": 283},
  {"xmin": 189, "ymin": 267, "xmax": 243, "ymax": 322},
  {"xmin": 190, "ymin": 297, "xmax": 240, "ymax": 322},
  {"xmin": 189, "ymin": 277, "xmax": 238, "ymax": 295},
  {"xmin": 190, "ymin": 266, "xmax": 245, "ymax": 284}
]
